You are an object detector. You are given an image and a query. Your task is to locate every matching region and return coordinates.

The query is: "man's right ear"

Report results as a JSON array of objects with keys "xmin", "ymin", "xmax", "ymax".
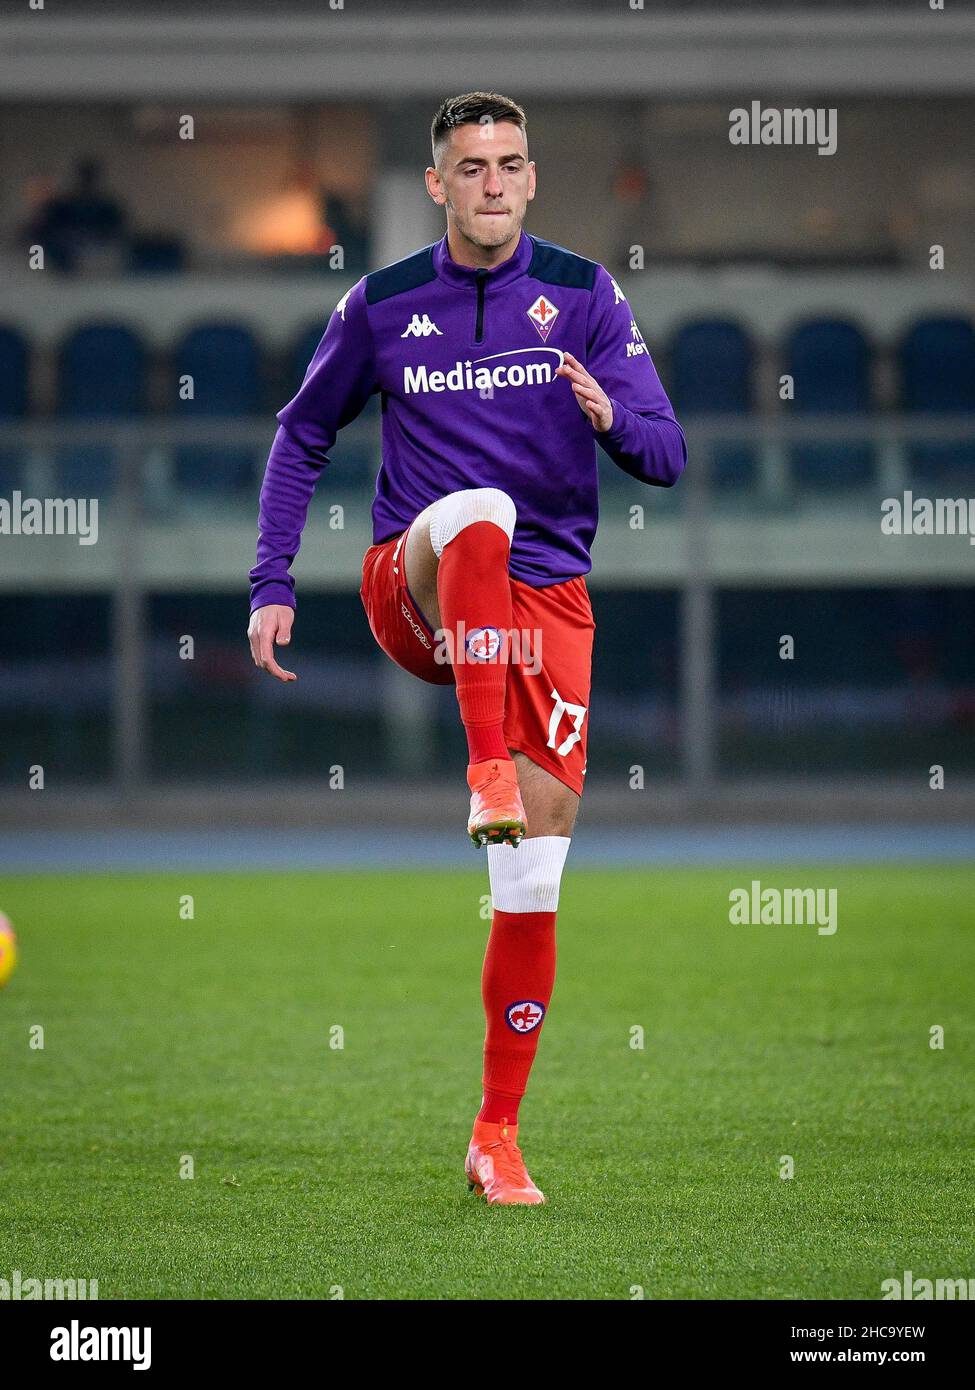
[{"xmin": 425, "ymin": 167, "xmax": 447, "ymax": 205}]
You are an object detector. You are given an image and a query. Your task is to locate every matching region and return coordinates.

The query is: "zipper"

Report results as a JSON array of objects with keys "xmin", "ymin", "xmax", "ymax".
[{"xmin": 474, "ymin": 268, "xmax": 488, "ymax": 344}]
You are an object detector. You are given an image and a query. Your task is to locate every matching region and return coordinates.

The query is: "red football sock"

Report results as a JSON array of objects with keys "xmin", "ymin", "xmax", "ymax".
[
  {"xmin": 436, "ymin": 520, "xmax": 512, "ymax": 764},
  {"xmin": 477, "ymin": 908, "xmax": 558, "ymax": 1124}
]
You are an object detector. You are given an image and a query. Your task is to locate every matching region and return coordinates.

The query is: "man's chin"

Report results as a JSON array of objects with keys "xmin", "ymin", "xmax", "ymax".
[{"xmin": 470, "ymin": 216, "xmax": 519, "ymax": 246}]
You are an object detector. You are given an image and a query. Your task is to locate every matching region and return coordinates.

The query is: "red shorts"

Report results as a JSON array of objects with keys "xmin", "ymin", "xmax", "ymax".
[{"xmin": 359, "ymin": 525, "xmax": 594, "ymax": 796}]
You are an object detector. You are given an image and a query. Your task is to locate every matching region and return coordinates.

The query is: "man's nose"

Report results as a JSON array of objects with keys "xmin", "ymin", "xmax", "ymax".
[{"xmin": 483, "ymin": 170, "xmax": 504, "ymax": 199}]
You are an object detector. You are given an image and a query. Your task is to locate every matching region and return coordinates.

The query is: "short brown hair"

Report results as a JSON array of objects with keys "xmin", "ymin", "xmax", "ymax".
[{"xmin": 431, "ymin": 92, "xmax": 528, "ymax": 167}]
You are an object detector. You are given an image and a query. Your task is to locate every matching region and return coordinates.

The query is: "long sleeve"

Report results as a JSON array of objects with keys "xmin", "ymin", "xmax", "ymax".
[
  {"xmin": 585, "ymin": 265, "xmax": 687, "ymax": 487},
  {"xmin": 249, "ymin": 278, "xmax": 377, "ymax": 611}
]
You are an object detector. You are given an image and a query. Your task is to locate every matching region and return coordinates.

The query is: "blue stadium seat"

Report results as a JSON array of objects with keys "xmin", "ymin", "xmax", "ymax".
[
  {"xmin": 0, "ymin": 325, "xmax": 29, "ymax": 491},
  {"xmin": 670, "ymin": 319, "xmax": 756, "ymax": 487},
  {"xmin": 127, "ymin": 235, "xmax": 186, "ymax": 274},
  {"xmin": 172, "ymin": 323, "xmax": 263, "ymax": 494},
  {"xmin": 786, "ymin": 318, "xmax": 874, "ymax": 489},
  {"xmin": 56, "ymin": 322, "xmax": 147, "ymax": 494},
  {"xmin": 900, "ymin": 317, "xmax": 975, "ymax": 485}
]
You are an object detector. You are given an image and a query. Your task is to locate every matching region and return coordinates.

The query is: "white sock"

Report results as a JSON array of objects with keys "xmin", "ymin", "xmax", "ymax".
[
  {"xmin": 487, "ymin": 835, "xmax": 571, "ymax": 913},
  {"xmin": 428, "ymin": 487, "xmax": 516, "ymax": 557}
]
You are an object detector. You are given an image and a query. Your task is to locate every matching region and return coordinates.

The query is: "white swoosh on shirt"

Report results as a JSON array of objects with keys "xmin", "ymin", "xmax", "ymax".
[{"xmin": 469, "ymin": 347, "xmax": 565, "ymax": 370}]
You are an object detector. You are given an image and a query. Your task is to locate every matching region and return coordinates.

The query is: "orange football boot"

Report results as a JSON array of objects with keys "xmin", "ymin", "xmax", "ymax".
[
  {"xmin": 465, "ymin": 1118, "xmax": 546, "ymax": 1205},
  {"xmin": 467, "ymin": 757, "xmax": 527, "ymax": 848}
]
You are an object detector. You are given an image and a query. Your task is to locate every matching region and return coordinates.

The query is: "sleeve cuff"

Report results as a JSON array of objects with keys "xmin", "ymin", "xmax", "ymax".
[
  {"xmin": 599, "ymin": 396, "xmax": 629, "ymax": 446},
  {"xmin": 250, "ymin": 581, "xmax": 296, "ymax": 613}
]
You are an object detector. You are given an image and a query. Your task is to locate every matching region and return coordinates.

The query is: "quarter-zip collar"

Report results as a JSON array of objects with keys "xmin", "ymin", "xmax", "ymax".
[{"xmin": 432, "ymin": 228, "xmax": 534, "ymax": 290}]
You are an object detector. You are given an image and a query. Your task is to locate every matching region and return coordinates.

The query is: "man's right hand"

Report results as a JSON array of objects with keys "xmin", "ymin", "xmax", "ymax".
[{"xmin": 247, "ymin": 604, "xmax": 297, "ymax": 682}]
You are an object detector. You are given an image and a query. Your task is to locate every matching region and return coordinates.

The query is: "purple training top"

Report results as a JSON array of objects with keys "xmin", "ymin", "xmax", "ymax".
[{"xmin": 250, "ymin": 229, "xmax": 686, "ymax": 610}]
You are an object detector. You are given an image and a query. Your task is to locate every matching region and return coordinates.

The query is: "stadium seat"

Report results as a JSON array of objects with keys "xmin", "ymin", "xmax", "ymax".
[
  {"xmin": 172, "ymin": 323, "xmax": 263, "ymax": 494},
  {"xmin": 0, "ymin": 325, "xmax": 29, "ymax": 491},
  {"xmin": 56, "ymin": 322, "xmax": 147, "ymax": 495},
  {"xmin": 670, "ymin": 319, "xmax": 756, "ymax": 488},
  {"xmin": 127, "ymin": 234, "xmax": 186, "ymax": 274},
  {"xmin": 785, "ymin": 318, "xmax": 874, "ymax": 489},
  {"xmin": 900, "ymin": 316, "xmax": 975, "ymax": 485}
]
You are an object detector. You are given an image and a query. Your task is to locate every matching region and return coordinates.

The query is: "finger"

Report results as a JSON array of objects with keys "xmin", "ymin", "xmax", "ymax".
[
  {"xmin": 572, "ymin": 382, "xmax": 603, "ymax": 404},
  {"xmin": 260, "ymin": 618, "xmax": 297, "ymax": 680},
  {"xmin": 558, "ymin": 359, "xmax": 591, "ymax": 382},
  {"xmin": 258, "ymin": 621, "xmax": 278, "ymax": 671},
  {"xmin": 262, "ymin": 655, "xmax": 297, "ymax": 682},
  {"xmin": 276, "ymin": 610, "xmax": 294, "ymax": 646}
]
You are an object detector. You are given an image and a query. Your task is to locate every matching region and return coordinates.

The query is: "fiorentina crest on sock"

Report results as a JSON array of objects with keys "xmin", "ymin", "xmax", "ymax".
[
  {"xmin": 506, "ymin": 1000, "xmax": 546, "ymax": 1033},
  {"xmin": 466, "ymin": 626, "xmax": 503, "ymax": 661}
]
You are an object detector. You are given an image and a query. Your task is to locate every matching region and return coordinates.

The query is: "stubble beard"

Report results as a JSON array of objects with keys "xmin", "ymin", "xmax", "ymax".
[{"xmin": 449, "ymin": 199, "xmax": 523, "ymax": 253}]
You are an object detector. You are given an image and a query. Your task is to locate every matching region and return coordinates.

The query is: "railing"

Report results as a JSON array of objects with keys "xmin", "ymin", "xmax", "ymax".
[{"xmin": 0, "ymin": 415, "xmax": 972, "ymax": 795}]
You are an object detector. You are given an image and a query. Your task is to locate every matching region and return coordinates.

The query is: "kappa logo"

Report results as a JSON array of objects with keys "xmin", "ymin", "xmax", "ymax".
[
  {"xmin": 505, "ymin": 1000, "xmax": 546, "ymax": 1034},
  {"xmin": 610, "ymin": 277, "xmax": 626, "ymax": 306},
  {"xmin": 547, "ymin": 687, "xmax": 587, "ymax": 757},
  {"xmin": 334, "ymin": 288, "xmax": 352, "ymax": 322},
  {"xmin": 527, "ymin": 294, "xmax": 559, "ymax": 342},
  {"xmin": 401, "ymin": 313, "xmax": 443, "ymax": 338}
]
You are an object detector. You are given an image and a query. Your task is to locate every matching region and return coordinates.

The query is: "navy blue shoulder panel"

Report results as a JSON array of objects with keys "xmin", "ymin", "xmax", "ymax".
[
  {"xmin": 526, "ymin": 236, "xmax": 598, "ymax": 291},
  {"xmin": 365, "ymin": 245, "xmax": 437, "ymax": 305}
]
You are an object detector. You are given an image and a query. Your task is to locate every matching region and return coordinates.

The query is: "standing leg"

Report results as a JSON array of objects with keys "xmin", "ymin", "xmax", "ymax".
[
  {"xmin": 466, "ymin": 757, "xmax": 578, "ymax": 1204},
  {"xmin": 479, "ymin": 756, "xmax": 578, "ymax": 1117}
]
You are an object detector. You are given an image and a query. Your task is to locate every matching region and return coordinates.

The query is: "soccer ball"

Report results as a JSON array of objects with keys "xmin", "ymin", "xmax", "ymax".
[{"xmin": 0, "ymin": 912, "xmax": 17, "ymax": 989}]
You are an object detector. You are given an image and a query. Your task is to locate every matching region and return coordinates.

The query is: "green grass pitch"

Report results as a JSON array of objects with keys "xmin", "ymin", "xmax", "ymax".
[{"xmin": 1, "ymin": 864, "xmax": 972, "ymax": 1300}]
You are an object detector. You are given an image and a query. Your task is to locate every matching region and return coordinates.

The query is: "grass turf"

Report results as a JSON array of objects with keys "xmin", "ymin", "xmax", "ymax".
[{"xmin": 1, "ymin": 865, "xmax": 972, "ymax": 1300}]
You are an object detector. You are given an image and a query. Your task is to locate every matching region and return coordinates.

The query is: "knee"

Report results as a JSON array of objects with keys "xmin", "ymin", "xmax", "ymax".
[
  {"xmin": 529, "ymin": 809, "xmax": 578, "ymax": 841},
  {"xmin": 430, "ymin": 488, "xmax": 517, "ymax": 556},
  {"xmin": 464, "ymin": 487, "xmax": 517, "ymax": 535}
]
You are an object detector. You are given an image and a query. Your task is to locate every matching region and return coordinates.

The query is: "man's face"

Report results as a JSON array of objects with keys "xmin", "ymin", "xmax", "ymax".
[{"xmin": 427, "ymin": 120, "xmax": 535, "ymax": 250}]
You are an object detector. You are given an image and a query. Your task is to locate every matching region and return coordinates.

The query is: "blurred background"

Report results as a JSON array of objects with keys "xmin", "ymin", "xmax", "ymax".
[{"xmin": 1, "ymin": 0, "xmax": 973, "ymax": 848}]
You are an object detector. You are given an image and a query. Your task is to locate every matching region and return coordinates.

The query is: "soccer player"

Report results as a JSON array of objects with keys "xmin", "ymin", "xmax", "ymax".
[{"xmin": 248, "ymin": 93, "xmax": 686, "ymax": 1205}]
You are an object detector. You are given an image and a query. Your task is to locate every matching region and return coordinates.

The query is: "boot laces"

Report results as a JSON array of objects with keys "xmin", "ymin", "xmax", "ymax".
[
  {"xmin": 477, "ymin": 759, "xmax": 505, "ymax": 790},
  {"xmin": 482, "ymin": 1121, "xmax": 530, "ymax": 1186}
]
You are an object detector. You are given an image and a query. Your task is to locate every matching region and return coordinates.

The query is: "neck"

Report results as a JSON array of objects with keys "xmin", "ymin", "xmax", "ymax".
[{"xmin": 445, "ymin": 221, "xmax": 521, "ymax": 271}]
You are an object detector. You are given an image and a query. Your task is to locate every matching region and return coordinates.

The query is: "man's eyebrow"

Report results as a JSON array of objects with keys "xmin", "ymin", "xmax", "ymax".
[{"xmin": 455, "ymin": 152, "xmax": 526, "ymax": 167}]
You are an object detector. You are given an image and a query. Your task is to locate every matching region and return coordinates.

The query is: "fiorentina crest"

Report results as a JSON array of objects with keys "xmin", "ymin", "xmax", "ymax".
[
  {"xmin": 526, "ymin": 294, "xmax": 559, "ymax": 342},
  {"xmin": 505, "ymin": 1000, "xmax": 546, "ymax": 1033}
]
